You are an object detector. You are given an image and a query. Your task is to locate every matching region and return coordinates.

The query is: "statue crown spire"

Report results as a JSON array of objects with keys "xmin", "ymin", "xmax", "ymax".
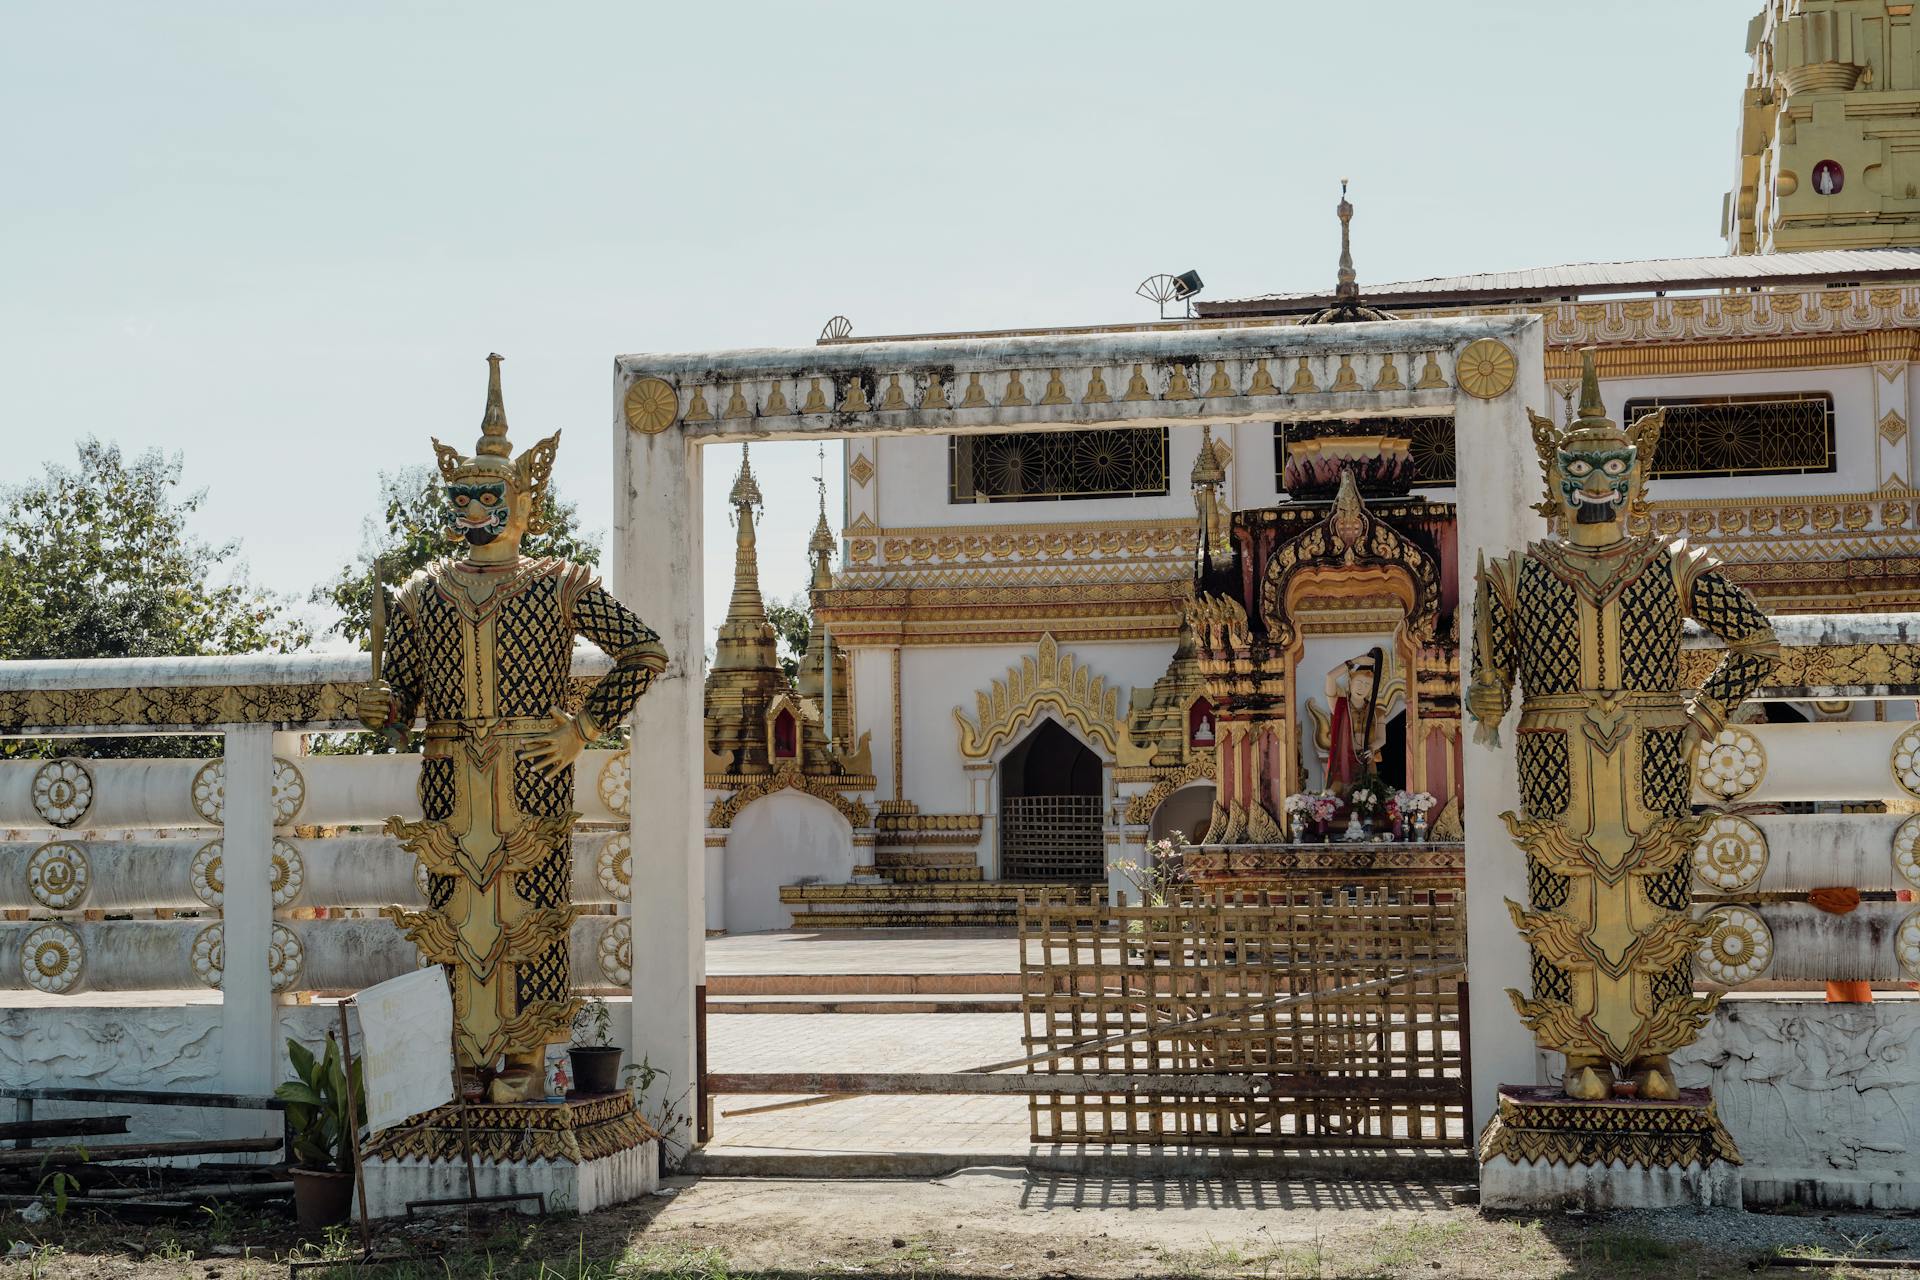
[{"xmin": 476, "ymin": 353, "xmax": 512, "ymax": 458}]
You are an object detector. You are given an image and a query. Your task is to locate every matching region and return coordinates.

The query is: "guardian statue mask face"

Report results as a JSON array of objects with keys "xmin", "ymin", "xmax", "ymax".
[
  {"xmin": 430, "ymin": 353, "xmax": 558, "ymax": 558},
  {"xmin": 1555, "ymin": 445, "xmax": 1638, "ymax": 530}
]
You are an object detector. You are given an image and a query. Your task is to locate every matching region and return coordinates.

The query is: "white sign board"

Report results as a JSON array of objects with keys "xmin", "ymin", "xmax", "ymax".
[{"xmin": 354, "ymin": 968, "xmax": 455, "ymax": 1134}]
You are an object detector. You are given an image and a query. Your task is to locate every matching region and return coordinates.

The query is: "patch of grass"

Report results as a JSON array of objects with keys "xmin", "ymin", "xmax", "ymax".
[
  {"xmin": 1164, "ymin": 1232, "xmax": 1326, "ymax": 1278},
  {"xmin": 1368, "ymin": 1219, "xmax": 1470, "ymax": 1271},
  {"xmin": 1566, "ymin": 1229, "xmax": 1684, "ymax": 1278},
  {"xmin": 616, "ymin": 1243, "xmax": 735, "ymax": 1280}
]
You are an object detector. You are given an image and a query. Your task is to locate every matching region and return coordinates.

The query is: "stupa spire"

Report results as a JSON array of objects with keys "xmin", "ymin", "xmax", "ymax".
[{"xmin": 713, "ymin": 444, "xmax": 779, "ymax": 672}]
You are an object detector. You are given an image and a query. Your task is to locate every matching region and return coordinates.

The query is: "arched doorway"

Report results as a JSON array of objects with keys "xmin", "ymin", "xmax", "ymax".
[
  {"xmin": 999, "ymin": 718, "xmax": 1104, "ymax": 882},
  {"xmin": 1149, "ymin": 782, "xmax": 1216, "ymax": 847}
]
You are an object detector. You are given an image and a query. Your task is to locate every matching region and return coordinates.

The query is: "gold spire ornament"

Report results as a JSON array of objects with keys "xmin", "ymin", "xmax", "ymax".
[
  {"xmin": 1469, "ymin": 349, "xmax": 1780, "ymax": 1104},
  {"xmin": 358, "ymin": 354, "xmax": 668, "ymax": 1095}
]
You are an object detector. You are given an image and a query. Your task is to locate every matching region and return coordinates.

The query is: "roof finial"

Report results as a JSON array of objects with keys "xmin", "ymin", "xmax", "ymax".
[
  {"xmin": 476, "ymin": 353, "xmax": 512, "ymax": 458},
  {"xmin": 729, "ymin": 442, "xmax": 764, "ymax": 522},
  {"xmin": 1335, "ymin": 179, "xmax": 1358, "ymax": 302}
]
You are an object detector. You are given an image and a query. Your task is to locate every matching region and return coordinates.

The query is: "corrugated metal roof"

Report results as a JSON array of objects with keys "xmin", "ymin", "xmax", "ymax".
[{"xmin": 1197, "ymin": 248, "xmax": 1920, "ymax": 315}]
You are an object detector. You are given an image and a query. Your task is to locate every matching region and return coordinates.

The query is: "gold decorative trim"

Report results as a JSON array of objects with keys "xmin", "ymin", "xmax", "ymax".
[
  {"xmin": 29, "ymin": 759, "xmax": 92, "ymax": 828},
  {"xmin": 20, "ymin": 922, "xmax": 83, "ymax": 994},
  {"xmin": 1897, "ymin": 910, "xmax": 1920, "ymax": 983},
  {"xmin": 623, "ymin": 377, "xmax": 679, "ymax": 435},
  {"xmin": 598, "ymin": 754, "xmax": 631, "ymax": 817},
  {"xmin": 1893, "ymin": 815, "xmax": 1920, "ymax": 892},
  {"xmin": 1697, "ymin": 905, "xmax": 1773, "ymax": 986},
  {"xmin": 26, "ymin": 842, "xmax": 88, "ymax": 910},
  {"xmin": 1895, "ymin": 726, "xmax": 1920, "ymax": 798},
  {"xmin": 1478, "ymin": 1086, "xmax": 1741, "ymax": 1171},
  {"xmin": 1695, "ymin": 729, "xmax": 1767, "ymax": 801},
  {"xmin": 954, "ymin": 633, "xmax": 1123, "ymax": 760},
  {"xmin": 707, "ymin": 765, "xmax": 873, "ymax": 830},
  {"xmin": 1692, "ymin": 815, "xmax": 1768, "ymax": 893},
  {"xmin": 0, "ymin": 678, "xmax": 596, "ymax": 732},
  {"xmin": 188, "ymin": 757, "xmax": 307, "ymax": 826},
  {"xmin": 1455, "ymin": 338, "xmax": 1517, "ymax": 399},
  {"xmin": 1121, "ymin": 756, "xmax": 1215, "ymax": 826},
  {"xmin": 362, "ymin": 1091, "xmax": 656, "ymax": 1165}
]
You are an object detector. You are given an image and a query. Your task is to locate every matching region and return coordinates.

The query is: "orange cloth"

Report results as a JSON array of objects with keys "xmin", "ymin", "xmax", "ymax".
[
  {"xmin": 1826, "ymin": 981, "xmax": 1875, "ymax": 1003},
  {"xmin": 1809, "ymin": 886, "xmax": 1861, "ymax": 915}
]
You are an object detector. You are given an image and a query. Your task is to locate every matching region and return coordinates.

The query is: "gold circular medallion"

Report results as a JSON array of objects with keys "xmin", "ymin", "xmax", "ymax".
[
  {"xmin": 624, "ymin": 377, "xmax": 680, "ymax": 435},
  {"xmin": 1454, "ymin": 338, "xmax": 1517, "ymax": 400}
]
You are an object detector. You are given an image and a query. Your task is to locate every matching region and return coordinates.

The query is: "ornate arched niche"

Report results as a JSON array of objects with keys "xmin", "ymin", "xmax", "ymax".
[{"xmin": 1256, "ymin": 480, "xmax": 1448, "ymax": 803}]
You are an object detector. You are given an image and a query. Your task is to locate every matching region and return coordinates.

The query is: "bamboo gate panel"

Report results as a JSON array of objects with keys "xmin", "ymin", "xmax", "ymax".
[{"xmin": 1018, "ymin": 886, "xmax": 1466, "ymax": 1148}]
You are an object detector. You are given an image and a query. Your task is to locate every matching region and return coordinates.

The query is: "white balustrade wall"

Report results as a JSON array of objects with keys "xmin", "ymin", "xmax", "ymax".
[{"xmin": 0, "ymin": 650, "xmax": 635, "ymax": 1128}]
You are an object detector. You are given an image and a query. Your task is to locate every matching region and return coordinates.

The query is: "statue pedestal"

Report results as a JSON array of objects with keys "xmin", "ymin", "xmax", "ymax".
[
  {"xmin": 361, "ymin": 1092, "xmax": 658, "ymax": 1219},
  {"xmin": 1478, "ymin": 1085, "xmax": 1742, "ymax": 1211}
]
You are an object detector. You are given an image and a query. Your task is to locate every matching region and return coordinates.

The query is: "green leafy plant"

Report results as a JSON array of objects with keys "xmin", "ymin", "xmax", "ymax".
[
  {"xmin": 33, "ymin": 1148, "xmax": 85, "ymax": 1220},
  {"xmin": 572, "ymin": 997, "xmax": 614, "ymax": 1048},
  {"xmin": 275, "ymin": 1033, "xmax": 364, "ymax": 1173},
  {"xmin": 622, "ymin": 1056, "xmax": 694, "ymax": 1164}
]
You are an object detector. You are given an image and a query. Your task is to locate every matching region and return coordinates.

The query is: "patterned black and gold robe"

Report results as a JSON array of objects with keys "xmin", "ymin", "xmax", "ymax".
[
  {"xmin": 1473, "ymin": 537, "xmax": 1778, "ymax": 1068},
  {"xmin": 379, "ymin": 556, "xmax": 664, "ymax": 1071}
]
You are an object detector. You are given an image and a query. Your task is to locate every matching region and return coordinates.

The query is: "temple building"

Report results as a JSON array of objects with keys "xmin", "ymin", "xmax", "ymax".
[
  {"xmin": 692, "ymin": 4, "xmax": 1920, "ymax": 931},
  {"xmin": 1728, "ymin": 0, "xmax": 1920, "ymax": 253}
]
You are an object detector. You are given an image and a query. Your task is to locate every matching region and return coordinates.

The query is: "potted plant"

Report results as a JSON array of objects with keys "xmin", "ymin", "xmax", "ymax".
[
  {"xmin": 570, "ymin": 997, "xmax": 623, "ymax": 1095},
  {"xmin": 275, "ymin": 1033, "xmax": 363, "ymax": 1230}
]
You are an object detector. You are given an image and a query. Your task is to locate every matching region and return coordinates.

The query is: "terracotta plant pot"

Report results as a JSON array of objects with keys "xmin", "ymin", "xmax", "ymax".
[
  {"xmin": 569, "ymin": 1045, "xmax": 623, "ymax": 1096},
  {"xmin": 290, "ymin": 1166, "xmax": 353, "ymax": 1230}
]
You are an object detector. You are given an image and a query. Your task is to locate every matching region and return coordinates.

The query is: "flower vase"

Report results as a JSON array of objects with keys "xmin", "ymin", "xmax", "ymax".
[
  {"xmin": 1289, "ymin": 814, "xmax": 1307, "ymax": 845},
  {"xmin": 1412, "ymin": 813, "xmax": 1429, "ymax": 843}
]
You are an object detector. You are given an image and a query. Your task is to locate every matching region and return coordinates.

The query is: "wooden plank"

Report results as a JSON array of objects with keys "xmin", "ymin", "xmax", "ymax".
[
  {"xmin": 0, "ymin": 1087, "xmax": 283, "ymax": 1111},
  {"xmin": 0, "ymin": 1116, "xmax": 128, "ymax": 1142},
  {"xmin": 706, "ymin": 1071, "xmax": 1465, "ymax": 1102},
  {"xmin": 0, "ymin": 1136, "xmax": 283, "ymax": 1169}
]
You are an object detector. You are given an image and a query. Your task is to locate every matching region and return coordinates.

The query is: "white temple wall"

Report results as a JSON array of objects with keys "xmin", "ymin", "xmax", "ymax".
[
  {"xmin": 849, "ymin": 647, "xmax": 897, "ymax": 801},
  {"xmin": 723, "ymin": 790, "xmax": 854, "ymax": 935}
]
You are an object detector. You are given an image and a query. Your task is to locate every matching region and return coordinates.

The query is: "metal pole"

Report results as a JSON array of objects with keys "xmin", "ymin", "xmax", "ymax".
[{"xmin": 336, "ymin": 1001, "xmax": 372, "ymax": 1255}]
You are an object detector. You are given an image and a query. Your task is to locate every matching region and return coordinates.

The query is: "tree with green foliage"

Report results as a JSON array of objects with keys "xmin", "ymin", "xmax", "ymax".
[
  {"xmin": 0, "ymin": 439, "xmax": 311, "ymax": 756},
  {"xmin": 766, "ymin": 593, "xmax": 812, "ymax": 682},
  {"xmin": 312, "ymin": 464, "xmax": 600, "ymax": 649}
]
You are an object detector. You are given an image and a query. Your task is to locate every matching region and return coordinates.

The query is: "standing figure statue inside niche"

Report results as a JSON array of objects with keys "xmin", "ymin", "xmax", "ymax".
[
  {"xmin": 1319, "ymin": 647, "xmax": 1388, "ymax": 791},
  {"xmin": 1467, "ymin": 350, "xmax": 1779, "ymax": 1102},
  {"xmin": 357, "ymin": 354, "xmax": 668, "ymax": 1099}
]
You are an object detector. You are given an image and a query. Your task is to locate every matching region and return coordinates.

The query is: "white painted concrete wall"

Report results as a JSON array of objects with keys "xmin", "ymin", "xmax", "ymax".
[{"xmin": 723, "ymin": 790, "xmax": 854, "ymax": 935}]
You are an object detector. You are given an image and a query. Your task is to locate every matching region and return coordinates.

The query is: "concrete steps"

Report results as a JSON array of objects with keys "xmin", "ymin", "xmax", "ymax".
[{"xmin": 781, "ymin": 881, "xmax": 1098, "ymax": 930}]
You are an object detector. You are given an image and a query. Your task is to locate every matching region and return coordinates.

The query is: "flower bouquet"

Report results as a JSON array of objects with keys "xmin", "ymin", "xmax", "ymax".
[{"xmin": 1389, "ymin": 789, "xmax": 1437, "ymax": 841}]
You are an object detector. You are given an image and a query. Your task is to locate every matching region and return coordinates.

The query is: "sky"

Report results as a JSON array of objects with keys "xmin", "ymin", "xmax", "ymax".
[{"xmin": 1, "ymin": 1, "xmax": 1757, "ymax": 652}]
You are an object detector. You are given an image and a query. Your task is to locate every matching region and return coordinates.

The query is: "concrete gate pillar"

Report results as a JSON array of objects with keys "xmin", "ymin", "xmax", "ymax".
[
  {"xmin": 612, "ymin": 405, "xmax": 705, "ymax": 1158},
  {"xmin": 1453, "ymin": 320, "xmax": 1550, "ymax": 1136}
]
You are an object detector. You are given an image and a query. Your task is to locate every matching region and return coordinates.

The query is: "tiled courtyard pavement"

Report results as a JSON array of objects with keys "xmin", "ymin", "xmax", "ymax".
[
  {"xmin": 705, "ymin": 1011, "xmax": 1033, "ymax": 1154},
  {"xmin": 704, "ymin": 933, "xmax": 1032, "ymax": 1154}
]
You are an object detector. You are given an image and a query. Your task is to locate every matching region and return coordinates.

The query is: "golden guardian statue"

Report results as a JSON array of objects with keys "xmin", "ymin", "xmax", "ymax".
[
  {"xmin": 359, "ymin": 354, "xmax": 667, "ymax": 1097},
  {"xmin": 1467, "ymin": 350, "xmax": 1778, "ymax": 1102}
]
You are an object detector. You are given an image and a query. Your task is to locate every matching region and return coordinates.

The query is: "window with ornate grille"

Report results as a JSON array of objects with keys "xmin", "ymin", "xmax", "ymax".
[
  {"xmin": 1620, "ymin": 392, "xmax": 1835, "ymax": 479},
  {"xmin": 950, "ymin": 428, "xmax": 1169, "ymax": 502}
]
